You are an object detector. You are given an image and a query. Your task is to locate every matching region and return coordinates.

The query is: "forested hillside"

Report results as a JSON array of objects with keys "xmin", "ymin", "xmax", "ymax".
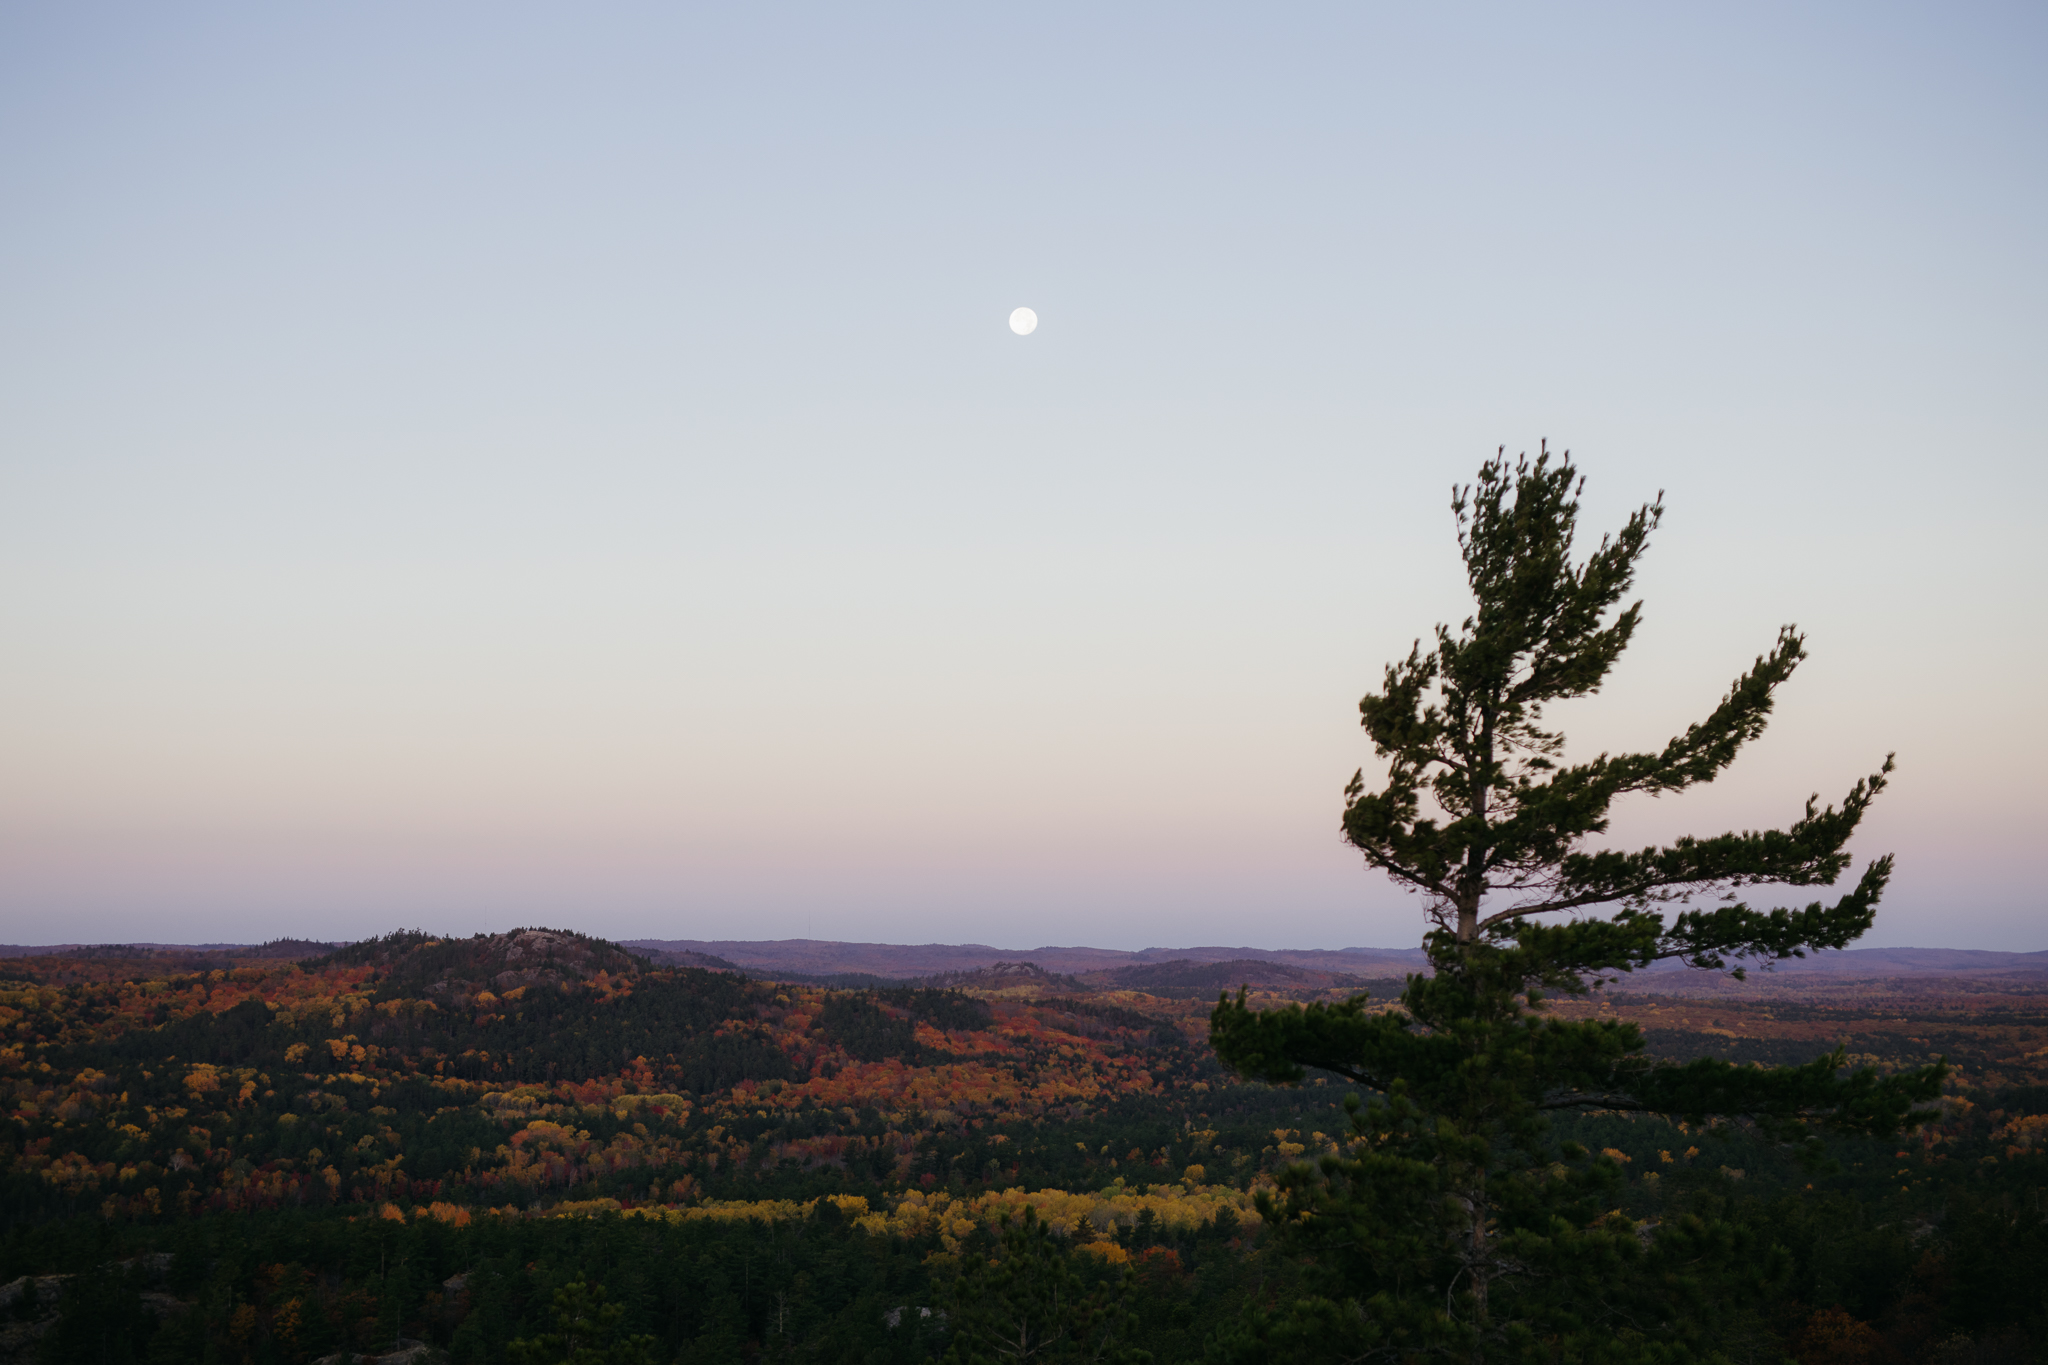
[{"xmin": 3, "ymin": 929, "xmax": 2045, "ymax": 1362}]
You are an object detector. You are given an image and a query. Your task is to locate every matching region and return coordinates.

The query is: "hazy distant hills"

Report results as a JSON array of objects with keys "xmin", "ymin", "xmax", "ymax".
[
  {"xmin": 616, "ymin": 938, "xmax": 1433, "ymax": 981},
  {"xmin": 3, "ymin": 935, "xmax": 2043, "ymax": 982},
  {"xmin": 0, "ymin": 939, "xmax": 340, "ymax": 960},
  {"xmin": 1107, "ymin": 958, "xmax": 1363, "ymax": 989},
  {"xmin": 617, "ymin": 938, "xmax": 2048, "ymax": 981},
  {"xmin": 1633, "ymin": 947, "xmax": 2048, "ymax": 977},
  {"xmin": 636, "ymin": 947, "xmax": 747, "ymax": 972}
]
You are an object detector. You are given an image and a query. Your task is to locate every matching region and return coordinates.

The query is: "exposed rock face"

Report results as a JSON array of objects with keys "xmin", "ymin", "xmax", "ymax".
[
  {"xmin": 480, "ymin": 929, "xmax": 638, "ymax": 987},
  {"xmin": 0, "ymin": 1272, "xmax": 69, "ymax": 1313},
  {"xmin": 311, "ymin": 1340, "xmax": 438, "ymax": 1365},
  {"xmin": 0, "ymin": 1259, "xmax": 187, "ymax": 1364},
  {"xmin": 499, "ymin": 928, "xmax": 581, "ymax": 966}
]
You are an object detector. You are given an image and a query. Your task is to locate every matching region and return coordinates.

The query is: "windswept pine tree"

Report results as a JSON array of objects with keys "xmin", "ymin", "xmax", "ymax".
[{"xmin": 1209, "ymin": 446, "xmax": 1945, "ymax": 1364}]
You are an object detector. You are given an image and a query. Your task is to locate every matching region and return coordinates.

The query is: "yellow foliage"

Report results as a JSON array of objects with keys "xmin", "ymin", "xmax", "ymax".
[
  {"xmin": 1994, "ymin": 1113, "xmax": 2048, "ymax": 1153},
  {"xmin": 618, "ymin": 1182, "xmax": 1256, "ymax": 1246}
]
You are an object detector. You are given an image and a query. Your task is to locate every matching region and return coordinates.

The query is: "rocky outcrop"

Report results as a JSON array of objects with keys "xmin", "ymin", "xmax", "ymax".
[{"xmin": 312, "ymin": 1340, "xmax": 439, "ymax": 1365}]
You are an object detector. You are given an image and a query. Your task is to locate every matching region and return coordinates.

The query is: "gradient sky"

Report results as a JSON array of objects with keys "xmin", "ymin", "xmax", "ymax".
[{"xmin": 2, "ymin": 3, "xmax": 2043, "ymax": 952}]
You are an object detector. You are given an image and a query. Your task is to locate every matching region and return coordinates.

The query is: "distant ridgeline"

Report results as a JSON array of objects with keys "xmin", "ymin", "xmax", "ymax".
[
  {"xmin": 0, "ymin": 938, "xmax": 341, "ymax": 962},
  {"xmin": 918, "ymin": 961, "xmax": 1088, "ymax": 992},
  {"xmin": 0, "ymin": 927, "xmax": 2044, "ymax": 1361},
  {"xmin": 1103, "ymin": 958, "xmax": 1382, "ymax": 1000},
  {"xmin": 634, "ymin": 947, "xmax": 745, "ymax": 973}
]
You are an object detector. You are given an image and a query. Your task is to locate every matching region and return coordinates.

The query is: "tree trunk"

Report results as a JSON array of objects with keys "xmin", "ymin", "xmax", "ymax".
[
  {"xmin": 1467, "ymin": 1176, "xmax": 1490, "ymax": 1364},
  {"xmin": 1458, "ymin": 712, "xmax": 1495, "ymax": 946}
]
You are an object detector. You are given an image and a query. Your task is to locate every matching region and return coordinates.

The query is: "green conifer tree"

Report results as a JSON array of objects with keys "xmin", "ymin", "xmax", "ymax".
[
  {"xmin": 507, "ymin": 1279, "xmax": 657, "ymax": 1365},
  {"xmin": 943, "ymin": 1207, "xmax": 1150, "ymax": 1364},
  {"xmin": 1209, "ymin": 446, "xmax": 1944, "ymax": 1363}
]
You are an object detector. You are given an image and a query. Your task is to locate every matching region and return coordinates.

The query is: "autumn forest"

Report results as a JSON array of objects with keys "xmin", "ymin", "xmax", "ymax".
[{"xmin": 0, "ymin": 927, "xmax": 2043, "ymax": 1363}]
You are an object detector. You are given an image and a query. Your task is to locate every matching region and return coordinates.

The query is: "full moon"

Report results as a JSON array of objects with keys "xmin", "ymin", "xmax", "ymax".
[{"xmin": 1008, "ymin": 307, "xmax": 1037, "ymax": 335}]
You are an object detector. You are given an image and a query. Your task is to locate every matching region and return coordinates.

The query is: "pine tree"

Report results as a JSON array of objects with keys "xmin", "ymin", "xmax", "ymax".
[
  {"xmin": 1209, "ymin": 446, "xmax": 1944, "ymax": 1363},
  {"xmin": 507, "ymin": 1279, "xmax": 658, "ymax": 1365},
  {"xmin": 943, "ymin": 1207, "xmax": 1150, "ymax": 1364}
]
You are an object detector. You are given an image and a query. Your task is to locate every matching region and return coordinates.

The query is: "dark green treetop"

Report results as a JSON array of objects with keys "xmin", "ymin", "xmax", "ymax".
[
  {"xmin": 1208, "ymin": 446, "xmax": 1943, "ymax": 1364},
  {"xmin": 507, "ymin": 1279, "xmax": 657, "ymax": 1365},
  {"xmin": 943, "ymin": 1206, "xmax": 1150, "ymax": 1365}
]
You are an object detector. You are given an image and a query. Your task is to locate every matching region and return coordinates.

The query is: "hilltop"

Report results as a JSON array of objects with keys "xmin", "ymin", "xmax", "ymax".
[{"xmin": 315, "ymin": 927, "xmax": 647, "ymax": 999}]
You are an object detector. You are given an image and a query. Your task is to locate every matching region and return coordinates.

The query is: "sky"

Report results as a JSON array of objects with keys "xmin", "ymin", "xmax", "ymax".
[{"xmin": 1, "ymin": 3, "xmax": 2043, "ymax": 952}]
